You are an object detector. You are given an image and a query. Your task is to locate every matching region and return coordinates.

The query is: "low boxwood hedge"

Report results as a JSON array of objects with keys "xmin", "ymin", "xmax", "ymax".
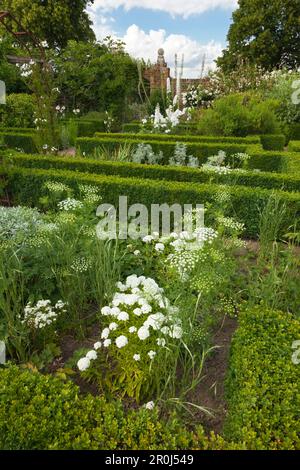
[
  {"xmin": 76, "ymin": 137, "xmax": 249, "ymax": 165},
  {"xmin": 94, "ymin": 132, "xmax": 261, "ymax": 146},
  {"xmin": 246, "ymin": 146, "xmax": 300, "ymax": 173},
  {"xmin": 0, "ymin": 365, "xmax": 210, "ymax": 450},
  {"xmin": 6, "ymin": 153, "xmax": 300, "ymax": 193},
  {"xmin": 289, "ymin": 123, "xmax": 300, "ymax": 141},
  {"xmin": 260, "ymin": 134, "xmax": 285, "ymax": 151},
  {"xmin": 0, "ymin": 132, "xmax": 38, "ymax": 153},
  {"xmin": 288, "ymin": 141, "xmax": 300, "ymax": 153},
  {"xmin": 225, "ymin": 306, "xmax": 300, "ymax": 450},
  {"xmin": 3, "ymin": 165, "xmax": 300, "ymax": 238},
  {"xmin": 0, "ymin": 127, "xmax": 35, "ymax": 134}
]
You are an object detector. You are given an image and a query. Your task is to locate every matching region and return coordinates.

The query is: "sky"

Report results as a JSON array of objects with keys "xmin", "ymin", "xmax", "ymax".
[{"xmin": 86, "ymin": 0, "xmax": 238, "ymax": 78}]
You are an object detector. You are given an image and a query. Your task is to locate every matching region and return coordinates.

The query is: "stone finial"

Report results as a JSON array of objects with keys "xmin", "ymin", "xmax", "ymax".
[{"xmin": 157, "ymin": 48, "xmax": 166, "ymax": 67}]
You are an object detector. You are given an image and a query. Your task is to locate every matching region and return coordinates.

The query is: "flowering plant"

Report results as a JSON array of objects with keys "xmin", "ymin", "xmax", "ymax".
[{"xmin": 77, "ymin": 275, "xmax": 183, "ymax": 400}]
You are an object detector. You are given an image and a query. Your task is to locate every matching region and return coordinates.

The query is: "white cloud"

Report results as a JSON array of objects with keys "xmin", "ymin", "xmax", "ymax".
[
  {"xmin": 123, "ymin": 25, "xmax": 223, "ymax": 77},
  {"xmin": 89, "ymin": 0, "xmax": 237, "ymax": 18}
]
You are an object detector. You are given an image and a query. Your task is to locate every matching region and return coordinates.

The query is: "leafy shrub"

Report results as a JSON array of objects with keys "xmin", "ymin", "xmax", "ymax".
[
  {"xmin": 0, "ymin": 94, "xmax": 35, "ymax": 128},
  {"xmin": 225, "ymin": 306, "xmax": 300, "ymax": 450},
  {"xmin": 0, "ymin": 365, "xmax": 208, "ymax": 450},
  {"xmin": 197, "ymin": 93, "xmax": 282, "ymax": 137}
]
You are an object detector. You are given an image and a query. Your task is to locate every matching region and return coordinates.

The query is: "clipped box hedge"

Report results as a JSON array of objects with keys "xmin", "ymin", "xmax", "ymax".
[
  {"xmin": 260, "ymin": 134, "xmax": 285, "ymax": 151},
  {"xmin": 0, "ymin": 365, "xmax": 210, "ymax": 450},
  {"xmin": 289, "ymin": 123, "xmax": 300, "ymax": 140},
  {"xmin": 94, "ymin": 132, "xmax": 261, "ymax": 146},
  {"xmin": 246, "ymin": 146, "xmax": 300, "ymax": 174},
  {"xmin": 0, "ymin": 132, "xmax": 38, "ymax": 153},
  {"xmin": 288, "ymin": 141, "xmax": 300, "ymax": 153},
  {"xmin": 76, "ymin": 136, "xmax": 249, "ymax": 165},
  {"xmin": 225, "ymin": 306, "xmax": 300, "ymax": 450},
  {"xmin": 6, "ymin": 153, "xmax": 300, "ymax": 193},
  {"xmin": 0, "ymin": 127, "xmax": 35, "ymax": 134},
  {"xmin": 122, "ymin": 122, "xmax": 200, "ymax": 135},
  {"xmin": 3, "ymin": 165, "xmax": 300, "ymax": 238}
]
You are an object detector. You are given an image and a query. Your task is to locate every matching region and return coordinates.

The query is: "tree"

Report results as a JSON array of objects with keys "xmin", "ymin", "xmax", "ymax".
[
  {"xmin": 218, "ymin": 0, "xmax": 300, "ymax": 72},
  {"xmin": 0, "ymin": 0, "xmax": 95, "ymax": 48}
]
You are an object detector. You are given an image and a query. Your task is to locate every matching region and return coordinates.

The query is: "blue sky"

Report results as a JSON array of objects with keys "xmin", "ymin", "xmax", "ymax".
[{"xmin": 87, "ymin": 1, "xmax": 238, "ymax": 77}]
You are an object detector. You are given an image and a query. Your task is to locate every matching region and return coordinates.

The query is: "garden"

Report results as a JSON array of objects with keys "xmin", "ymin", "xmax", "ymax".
[{"xmin": 0, "ymin": 0, "xmax": 300, "ymax": 452}]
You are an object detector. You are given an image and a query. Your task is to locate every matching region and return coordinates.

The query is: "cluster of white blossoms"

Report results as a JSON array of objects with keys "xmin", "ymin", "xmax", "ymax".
[
  {"xmin": 44, "ymin": 181, "xmax": 71, "ymax": 194},
  {"xmin": 217, "ymin": 217, "xmax": 245, "ymax": 233},
  {"xmin": 78, "ymin": 184, "xmax": 102, "ymax": 204},
  {"xmin": 70, "ymin": 256, "xmax": 92, "ymax": 274},
  {"xmin": 58, "ymin": 198, "xmax": 83, "ymax": 212},
  {"xmin": 77, "ymin": 275, "xmax": 183, "ymax": 372},
  {"xmin": 22, "ymin": 300, "xmax": 67, "ymax": 329}
]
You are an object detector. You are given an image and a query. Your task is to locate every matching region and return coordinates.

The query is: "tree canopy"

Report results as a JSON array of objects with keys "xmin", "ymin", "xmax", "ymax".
[
  {"xmin": 218, "ymin": 0, "xmax": 300, "ymax": 71},
  {"xmin": 0, "ymin": 0, "xmax": 95, "ymax": 48}
]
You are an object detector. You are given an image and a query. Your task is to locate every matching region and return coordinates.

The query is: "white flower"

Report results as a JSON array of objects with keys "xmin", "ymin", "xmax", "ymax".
[
  {"xmin": 143, "ymin": 235, "xmax": 154, "ymax": 243},
  {"xmin": 129, "ymin": 326, "xmax": 137, "ymax": 333},
  {"xmin": 110, "ymin": 307, "xmax": 121, "ymax": 317},
  {"xmin": 86, "ymin": 350, "xmax": 97, "ymax": 360},
  {"xmin": 94, "ymin": 341, "xmax": 102, "ymax": 350},
  {"xmin": 116, "ymin": 281, "xmax": 126, "ymax": 292},
  {"xmin": 117, "ymin": 311, "xmax": 129, "ymax": 321},
  {"xmin": 138, "ymin": 326, "xmax": 150, "ymax": 341},
  {"xmin": 109, "ymin": 322, "xmax": 118, "ymax": 331},
  {"xmin": 101, "ymin": 328, "xmax": 110, "ymax": 339},
  {"xmin": 101, "ymin": 306, "xmax": 111, "ymax": 316},
  {"xmin": 157, "ymin": 338, "xmax": 166, "ymax": 347},
  {"xmin": 141, "ymin": 303, "xmax": 152, "ymax": 314},
  {"xmin": 144, "ymin": 401, "xmax": 155, "ymax": 410},
  {"xmin": 103, "ymin": 339, "xmax": 112, "ymax": 348},
  {"xmin": 169, "ymin": 325, "xmax": 183, "ymax": 339},
  {"xmin": 133, "ymin": 308, "xmax": 142, "ymax": 316},
  {"xmin": 155, "ymin": 243, "xmax": 165, "ymax": 252},
  {"xmin": 148, "ymin": 350, "xmax": 156, "ymax": 360},
  {"xmin": 152, "ymin": 232, "xmax": 160, "ymax": 240},
  {"xmin": 77, "ymin": 357, "xmax": 90, "ymax": 371},
  {"xmin": 134, "ymin": 250, "xmax": 141, "ymax": 256},
  {"xmin": 126, "ymin": 274, "xmax": 141, "ymax": 289},
  {"xmin": 116, "ymin": 335, "xmax": 128, "ymax": 349},
  {"xmin": 133, "ymin": 354, "xmax": 141, "ymax": 361}
]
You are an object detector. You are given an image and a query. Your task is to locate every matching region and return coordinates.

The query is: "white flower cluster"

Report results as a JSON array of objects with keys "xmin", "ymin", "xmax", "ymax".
[
  {"xmin": 44, "ymin": 181, "xmax": 71, "ymax": 194},
  {"xmin": 70, "ymin": 256, "xmax": 92, "ymax": 273},
  {"xmin": 217, "ymin": 217, "xmax": 245, "ymax": 233},
  {"xmin": 77, "ymin": 275, "xmax": 183, "ymax": 372},
  {"xmin": 143, "ymin": 100, "xmax": 187, "ymax": 134},
  {"xmin": 79, "ymin": 184, "xmax": 102, "ymax": 204},
  {"xmin": 57, "ymin": 198, "xmax": 83, "ymax": 212},
  {"xmin": 22, "ymin": 300, "xmax": 67, "ymax": 329}
]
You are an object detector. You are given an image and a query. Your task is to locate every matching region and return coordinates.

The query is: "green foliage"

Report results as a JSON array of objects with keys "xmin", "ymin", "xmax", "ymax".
[
  {"xmin": 0, "ymin": 94, "xmax": 35, "ymax": 128},
  {"xmin": 260, "ymin": 134, "xmax": 285, "ymax": 151},
  {"xmin": 0, "ymin": 37, "xmax": 27, "ymax": 94},
  {"xmin": 267, "ymin": 71, "xmax": 300, "ymax": 126},
  {"xmin": 218, "ymin": 0, "xmax": 300, "ymax": 71},
  {"xmin": 1, "ymin": 0, "xmax": 95, "ymax": 49},
  {"xmin": 3, "ymin": 165, "xmax": 300, "ymax": 239},
  {"xmin": 6, "ymin": 152, "xmax": 300, "ymax": 192},
  {"xmin": 122, "ymin": 122, "xmax": 200, "ymax": 135},
  {"xmin": 225, "ymin": 306, "xmax": 300, "ymax": 449},
  {"xmin": 290, "ymin": 123, "xmax": 300, "ymax": 140},
  {"xmin": 0, "ymin": 365, "xmax": 207, "ymax": 450},
  {"xmin": 54, "ymin": 40, "xmax": 139, "ymax": 120},
  {"xmin": 197, "ymin": 93, "xmax": 282, "ymax": 137}
]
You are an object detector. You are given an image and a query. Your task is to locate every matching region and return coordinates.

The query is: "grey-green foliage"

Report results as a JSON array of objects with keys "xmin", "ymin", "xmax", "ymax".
[
  {"xmin": 169, "ymin": 143, "xmax": 199, "ymax": 168},
  {"xmin": 0, "ymin": 206, "xmax": 43, "ymax": 241},
  {"xmin": 132, "ymin": 143, "xmax": 163, "ymax": 165}
]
